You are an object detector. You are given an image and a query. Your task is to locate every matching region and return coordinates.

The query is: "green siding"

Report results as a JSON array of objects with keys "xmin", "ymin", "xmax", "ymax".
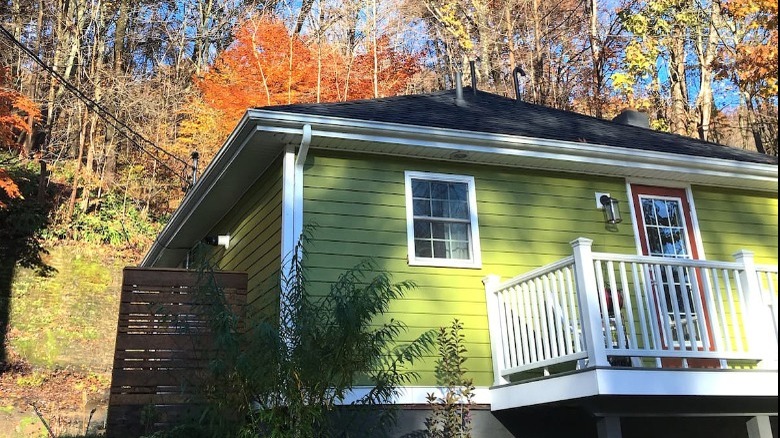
[
  {"xmin": 207, "ymin": 156, "xmax": 284, "ymax": 322},
  {"xmin": 691, "ymin": 186, "xmax": 778, "ymax": 265},
  {"xmin": 302, "ymin": 151, "xmax": 639, "ymax": 386}
]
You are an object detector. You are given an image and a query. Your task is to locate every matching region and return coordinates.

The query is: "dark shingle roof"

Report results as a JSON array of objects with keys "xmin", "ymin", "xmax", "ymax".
[{"xmin": 261, "ymin": 88, "xmax": 778, "ymax": 165}]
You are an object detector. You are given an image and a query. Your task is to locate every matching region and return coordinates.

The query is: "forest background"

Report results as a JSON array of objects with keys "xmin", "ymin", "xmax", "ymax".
[{"xmin": 0, "ymin": 0, "xmax": 777, "ymax": 435}]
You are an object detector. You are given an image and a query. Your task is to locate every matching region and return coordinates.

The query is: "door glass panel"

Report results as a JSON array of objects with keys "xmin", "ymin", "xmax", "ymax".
[{"xmin": 638, "ymin": 193, "xmax": 702, "ymax": 345}]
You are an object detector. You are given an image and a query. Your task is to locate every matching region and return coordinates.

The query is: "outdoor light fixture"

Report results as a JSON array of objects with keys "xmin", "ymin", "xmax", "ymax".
[
  {"xmin": 204, "ymin": 234, "xmax": 230, "ymax": 249},
  {"xmin": 599, "ymin": 195, "xmax": 622, "ymax": 224}
]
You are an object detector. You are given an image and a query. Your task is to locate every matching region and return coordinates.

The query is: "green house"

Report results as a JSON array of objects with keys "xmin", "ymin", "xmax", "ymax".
[{"xmin": 142, "ymin": 85, "xmax": 778, "ymax": 438}]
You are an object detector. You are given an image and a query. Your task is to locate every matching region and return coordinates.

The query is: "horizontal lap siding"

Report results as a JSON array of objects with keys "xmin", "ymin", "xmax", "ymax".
[
  {"xmin": 692, "ymin": 187, "xmax": 778, "ymax": 354},
  {"xmin": 208, "ymin": 156, "xmax": 283, "ymax": 323},
  {"xmin": 692, "ymin": 186, "xmax": 778, "ymax": 264},
  {"xmin": 303, "ymin": 151, "xmax": 636, "ymax": 386}
]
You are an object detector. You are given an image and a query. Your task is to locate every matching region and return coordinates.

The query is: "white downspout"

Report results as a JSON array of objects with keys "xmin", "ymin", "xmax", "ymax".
[
  {"xmin": 280, "ymin": 125, "xmax": 312, "ymax": 329},
  {"xmin": 294, "ymin": 124, "xmax": 312, "ymax": 246}
]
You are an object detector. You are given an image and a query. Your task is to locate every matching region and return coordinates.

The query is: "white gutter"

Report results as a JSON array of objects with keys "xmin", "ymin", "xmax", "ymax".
[{"xmin": 244, "ymin": 109, "xmax": 778, "ymax": 187}]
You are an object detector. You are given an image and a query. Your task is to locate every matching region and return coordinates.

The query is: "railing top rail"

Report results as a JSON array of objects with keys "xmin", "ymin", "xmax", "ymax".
[
  {"xmin": 591, "ymin": 252, "xmax": 743, "ymax": 270},
  {"xmin": 490, "ymin": 256, "xmax": 576, "ymax": 292},
  {"xmin": 756, "ymin": 264, "xmax": 779, "ymax": 273}
]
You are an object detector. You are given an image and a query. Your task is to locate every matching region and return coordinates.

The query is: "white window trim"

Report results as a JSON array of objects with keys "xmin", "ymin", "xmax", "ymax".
[{"xmin": 404, "ymin": 171, "xmax": 482, "ymax": 268}]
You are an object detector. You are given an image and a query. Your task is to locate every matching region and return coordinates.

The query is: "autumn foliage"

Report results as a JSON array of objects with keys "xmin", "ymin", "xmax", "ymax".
[
  {"xmin": 1, "ymin": 67, "xmax": 40, "ymax": 208},
  {"xmin": 178, "ymin": 16, "xmax": 421, "ymax": 161},
  {"xmin": 722, "ymin": 0, "xmax": 778, "ymax": 97}
]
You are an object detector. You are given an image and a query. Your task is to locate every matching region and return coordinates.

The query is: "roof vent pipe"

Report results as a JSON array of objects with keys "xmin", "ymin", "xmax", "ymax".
[
  {"xmin": 512, "ymin": 66, "xmax": 526, "ymax": 100},
  {"xmin": 469, "ymin": 60, "xmax": 477, "ymax": 93},
  {"xmin": 455, "ymin": 72, "xmax": 466, "ymax": 106}
]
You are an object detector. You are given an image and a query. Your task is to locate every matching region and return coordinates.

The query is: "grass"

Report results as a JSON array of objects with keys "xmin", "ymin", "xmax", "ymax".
[{"xmin": 7, "ymin": 244, "xmax": 132, "ymax": 371}]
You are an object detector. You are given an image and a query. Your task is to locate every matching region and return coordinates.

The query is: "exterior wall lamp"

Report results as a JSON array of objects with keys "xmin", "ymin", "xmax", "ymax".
[
  {"xmin": 599, "ymin": 195, "xmax": 622, "ymax": 224},
  {"xmin": 204, "ymin": 234, "xmax": 230, "ymax": 250}
]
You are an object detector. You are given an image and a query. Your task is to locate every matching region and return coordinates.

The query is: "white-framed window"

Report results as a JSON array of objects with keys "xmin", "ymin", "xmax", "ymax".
[{"xmin": 404, "ymin": 171, "xmax": 481, "ymax": 268}]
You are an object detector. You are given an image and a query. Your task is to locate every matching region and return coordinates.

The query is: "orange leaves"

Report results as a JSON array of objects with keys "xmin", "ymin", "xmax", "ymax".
[
  {"xmin": 181, "ymin": 15, "xmax": 421, "ymax": 162},
  {"xmin": 722, "ymin": 0, "xmax": 778, "ymax": 97},
  {"xmin": 0, "ymin": 67, "xmax": 40, "ymax": 151},
  {"xmin": 1, "ymin": 67, "xmax": 39, "ymax": 208}
]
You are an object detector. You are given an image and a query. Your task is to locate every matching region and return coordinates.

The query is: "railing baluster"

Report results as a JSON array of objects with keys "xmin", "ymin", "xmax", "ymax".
[
  {"xmin": 620, "ymin": 262, "xmax": 639, "ymax": 350},
  {"xmin": 520, "ymin": 282, "xmax": 537, "ymax": 363},
  {"xmin": 677, "ymin": 265, "xmax": 699, "ymax": 350},
  {"xmin": 710, "ymin": 269, "xmax": 730, "ymax": 352},
  {"xmin": 606, "ymin": 260, "xmax": 626, "ymax": 350},
  {"xmin": 565, "ymin": 266, "xmax": 581, "ymax": 353},
  {"xmin": 548, "ymin": 274, "xmax": 566, "ymax": 357},
  {"xmin": 734, "ymin": 268, "xmax": 749, "ymax": 352},
  {"xmin": 535, "ymin": 278, "xmax": 552, "ymax": 360},
  {"xmin": 497, "ymin": 289, "xmax": 512, "ymax": 370},
  {"xmin": 506, "ymin": 286, "xmax": 519, "ymax": 367},
  {"xmin": 723, "ymin": 269, "xmax": 743, "ymax": 352},
  {"xmin": 541, "ymin": 275, "xmax": 558, "ymax": 357},
  {"xmin": 557, "ymin": 270, "xmax": 573, "ymax": 355},
  {"xmin": 594, "ymin": 260, "xmax": 610, "ymax": 350},
  {"xmin": 689, "ymin": 267, "xmax": 711, "ymax": 352},
  {"xmin": 632, "ymin": 263, "xmax": 651, "ymax": 351},
  {"xmin": 529, "ymin": 280, "xmax": 545, "ymax": 361}
]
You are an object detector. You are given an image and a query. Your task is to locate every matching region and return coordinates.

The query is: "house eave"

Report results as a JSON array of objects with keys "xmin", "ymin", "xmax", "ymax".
[
  {"xmin": 141, "ymin": 109, "xmax": 778, "ymax": 268},
  {"xmin": 251, "ymin": 109, "xmax": 778, "ymax": 189}
]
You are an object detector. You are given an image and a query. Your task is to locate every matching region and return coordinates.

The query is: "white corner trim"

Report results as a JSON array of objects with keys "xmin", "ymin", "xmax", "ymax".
[
  {"xmin": 404, "ymin": 171, "xmax": 482, "ymax": 269},
  {"xmin": 337, "ymin": 386, "xmax": 492, "ymax": 405}
]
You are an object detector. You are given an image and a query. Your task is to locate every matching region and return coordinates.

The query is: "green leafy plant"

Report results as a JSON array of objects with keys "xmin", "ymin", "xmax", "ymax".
[
  {"xmin": 425, "ymin": 319, "xmax": 475, "ymax": 438},
  {"xmin": 169, "ymin": 240, "xmax": 435, "ymax": 437}
]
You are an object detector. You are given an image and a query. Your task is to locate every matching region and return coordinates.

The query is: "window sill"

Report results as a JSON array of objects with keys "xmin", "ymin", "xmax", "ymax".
[{"xmin": 408, "ymin": 258, "xmax": 482, "ymax": 269}]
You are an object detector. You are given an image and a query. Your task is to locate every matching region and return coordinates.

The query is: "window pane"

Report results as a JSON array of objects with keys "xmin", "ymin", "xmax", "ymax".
[
  {"xmin": 449, "ymin": 183, "xmax": 468, "ymax": 201},
  {"xmin": 431, "ymin": 222, "xmax": 445, "ymax": 239},
  {"xmin": 412, "ymin": 180, "xmax": 430, "ymax": 197},
  {"xmin": 668, "ymin": 201, "xmax": 682, "ymax": 227},
  {"xmin": 449, "ymin": 223, "xmax": 469, "ymax": 241},
  {"xmin": 431, "ymin": 182, "xmax": 448, "ymax": 200},
  {"xmin": 432, "ymin": 240, "xmax": 447, "ymax": 258},
  {"xmin": 647, "ymin": 228, "xmax": 662, "ymax": 256},
  {"xmin": 414, "ymin": 221, "xmax": 431, "ymax": 238},
  {"xmin": 448, "ymin": 241, "xmax": 470, "ymax": 260},
  {"xmin": 413, "ymin": 199, "xmax": 430, "ymax": 216},
  {"xmin": 431, "ymin": 200, "xmax": 445, "ymax": 217},
  {"xmin": 642, "ymin": 199, "xmax": 657, "ymax": 225},
  {"xmin": 656, "ymin": 200, "xmax": 670, "ymax": 226},
  {"xmin": 450, "ymin": 201, "xmax": 469, "ymax": 219},
  {"xmin": 415, "ymin": 239, "xmax": 432, "ymax": 258}
]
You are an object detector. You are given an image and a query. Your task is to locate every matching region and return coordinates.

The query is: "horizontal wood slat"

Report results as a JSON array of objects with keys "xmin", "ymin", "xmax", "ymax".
[{"xmin": 107, "ymin": 268, "xmax": 247, "ymax": 437}]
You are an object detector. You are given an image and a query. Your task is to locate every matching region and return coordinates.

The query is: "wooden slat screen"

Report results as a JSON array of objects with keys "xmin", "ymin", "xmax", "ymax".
[{"xmin": 106, "ymin": 267, "xmax": 248, "ymax": 437}]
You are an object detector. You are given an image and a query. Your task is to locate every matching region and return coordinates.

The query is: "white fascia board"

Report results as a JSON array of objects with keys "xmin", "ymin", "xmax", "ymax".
[
  {"xmin": 245, "ymin": 110, "xmax": 778, "ymax": 191},
  {"xmin": 141, "ymin": 113, "xmax": 257, "ymax": 267},
  {"xmin": 489, "ymin": 368, "xmax": 779, "ymax": 411}
]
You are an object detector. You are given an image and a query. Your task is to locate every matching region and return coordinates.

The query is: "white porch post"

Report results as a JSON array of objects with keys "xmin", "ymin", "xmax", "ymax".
[
  {"xmin": 571, "ymin": 238, "xmax": 609, "ymax": 367},
  {"xmin": 483, "ymin": 275, "xmax": 509, "ymax": 386},
  {"xmin": 734, "ymin": 250, "xmax": 778, "ymax": 369},
  {"xmin": 746, "ymin": 416, "xmax": 773, "ymax": 438},
  {"xmin": 596, "ymin": 416, "xmax": 622, "ymax": 438}
]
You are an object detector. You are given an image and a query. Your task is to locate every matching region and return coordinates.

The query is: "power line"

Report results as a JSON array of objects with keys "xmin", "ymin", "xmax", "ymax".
[{"xmin": 0, "ymin": 24, "xmax": 193, "ymax": 186}]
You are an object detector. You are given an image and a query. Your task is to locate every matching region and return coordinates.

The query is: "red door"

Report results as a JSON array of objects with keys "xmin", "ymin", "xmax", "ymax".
[{"xmin": 631, "ymin": 185, "xmax": 717, "ymax": 367}]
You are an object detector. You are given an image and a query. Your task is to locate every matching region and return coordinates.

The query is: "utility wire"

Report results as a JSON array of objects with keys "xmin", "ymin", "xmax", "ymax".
[{"xmin": 0, "ymin": 24, "xmax": 193, "ymax": 185}]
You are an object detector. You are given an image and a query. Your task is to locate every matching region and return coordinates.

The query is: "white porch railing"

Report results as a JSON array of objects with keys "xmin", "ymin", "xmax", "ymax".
[{"xmin": 483, "ymin": 238, "xmax": 779, "ymax": 385}]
